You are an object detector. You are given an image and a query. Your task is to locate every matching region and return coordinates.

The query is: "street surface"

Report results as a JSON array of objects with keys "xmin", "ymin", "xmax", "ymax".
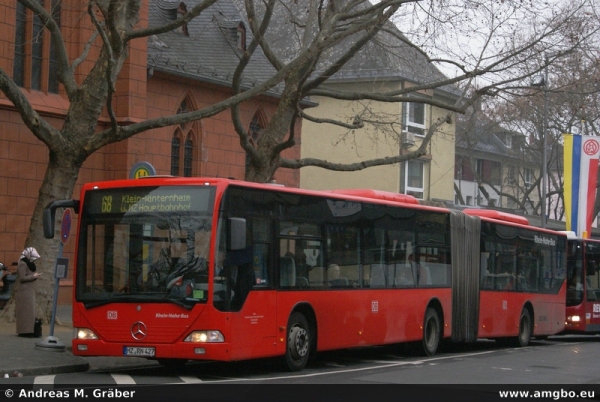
[{"xmin": 3, "ymin": 335, "xmax": 600, "ymax": 385}]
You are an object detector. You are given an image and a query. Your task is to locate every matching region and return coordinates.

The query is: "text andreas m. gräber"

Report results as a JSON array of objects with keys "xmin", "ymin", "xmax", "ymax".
[{"xmin": 6, "ymin": 388, "xmax": 135, "ymax": 398}]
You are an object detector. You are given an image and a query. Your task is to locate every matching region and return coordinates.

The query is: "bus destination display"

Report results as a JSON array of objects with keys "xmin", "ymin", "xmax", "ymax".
[{"xmin": 86, "ymin": 186, "xmax": 213, "ymax": 214}]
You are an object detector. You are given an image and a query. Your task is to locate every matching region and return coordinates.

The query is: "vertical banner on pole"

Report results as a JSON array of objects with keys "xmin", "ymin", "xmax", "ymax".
[{"xmin": 563, "ymin": 134, "xmax": 600, "ymax": 238}]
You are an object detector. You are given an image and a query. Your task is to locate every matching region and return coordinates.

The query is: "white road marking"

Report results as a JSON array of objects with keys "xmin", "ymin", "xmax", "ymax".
[
  {"xmin": 33, "ymin": 375, "xmax": 55, "ymax": 385},
  {"xmin": 111, "ymin": 373, "xmax": 136, "ymax": 384},
  {"xmin": 179, "ymin": 375, "xmax": 203, "ymax": 383},
  {"xmin": 202, "ymin": 350, "xmax": 498, "ymax": 383}
]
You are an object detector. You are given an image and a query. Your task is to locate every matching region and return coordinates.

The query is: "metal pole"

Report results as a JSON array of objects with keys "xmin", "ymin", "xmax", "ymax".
[
  {"xmin": 48, "ymin": 242, "xmax": 62, "ymax": 337},
  {"xmin": 541, "ymin": 60, "xmax": 548, "ymax": 228}
]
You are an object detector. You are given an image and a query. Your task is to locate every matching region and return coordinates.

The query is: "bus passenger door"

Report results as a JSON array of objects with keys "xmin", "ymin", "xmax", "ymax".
[
  {"xmin": 585, "ymin": 254, "xmax": 600, "ymax": 331},
  {"xmin": 229, "ymin": 242, "xmax": 278, "ymax": 360},
  {"xmin": 230, "ymin": 289, "xmax": 278, "ymax": 360}
]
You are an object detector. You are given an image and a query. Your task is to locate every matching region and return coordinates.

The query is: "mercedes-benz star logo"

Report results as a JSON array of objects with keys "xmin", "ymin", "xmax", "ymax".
[{"xmin": 131, "ymin": 321, "xmax": 147, "ymax": 340}]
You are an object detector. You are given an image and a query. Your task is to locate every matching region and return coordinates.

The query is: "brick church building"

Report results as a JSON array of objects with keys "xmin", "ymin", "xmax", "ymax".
[{"xmin": 0, "ymin": 0, "xmax": 300, "ymax": 302}]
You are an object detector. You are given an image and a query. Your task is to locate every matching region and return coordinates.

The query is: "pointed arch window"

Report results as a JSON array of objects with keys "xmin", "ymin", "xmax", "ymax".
[
  {"xmin": 183, "ymin": 133, "xmax": 194, "ymax": 177},
  {"xmin": 171, "ymin": 131, "xmax": 181, "ymax": 176},
  {"xmin": 171, "ymin": 98, "xmax": 197, "ymax": 177},
  {"xmin": 13, "ymin": 0, "xmax": 61, "ymax": 93}
]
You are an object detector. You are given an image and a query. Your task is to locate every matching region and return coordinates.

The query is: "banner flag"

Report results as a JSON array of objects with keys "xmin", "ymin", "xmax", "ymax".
[{"xmin": 563, "ymin": 134, "xmax": 600, "ymax": 238}]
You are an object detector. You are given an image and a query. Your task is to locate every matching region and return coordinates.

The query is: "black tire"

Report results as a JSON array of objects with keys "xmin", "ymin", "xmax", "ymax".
[
  {"xmin": 495, "ymin": 309, "xmax": 532, "ymax": 347},
  {"xmin": 284, "ymin": 312, "xmax": 310, "ymax": 371},
  {"xmin": 157, "ymin": 358, "xmax": 188, "ymax": 370},
  {"xmin": 515, "ymin": 308, "xmax": 532, "ymax": 347},
  {"xmin": 421, "ymin": 307, "xmax": 440, "ymax": 356}
]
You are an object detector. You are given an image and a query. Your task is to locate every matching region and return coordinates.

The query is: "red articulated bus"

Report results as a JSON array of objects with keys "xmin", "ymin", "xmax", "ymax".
[
  {"xmin": 43, "ymin": 178, "xmax": 567, "ymax": 371},
  {"xmin": 463, "ymin": 209, "xmax": 567, "ymax": 344},
  {"xmin": 562, "ymin": 232, "xmax": 600, "ymax": 334}
]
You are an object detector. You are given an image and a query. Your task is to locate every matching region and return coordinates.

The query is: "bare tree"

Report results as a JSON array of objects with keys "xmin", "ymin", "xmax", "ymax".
[
  {"xmin": 462, "ymin": 20, "xmax": 600, "ymax": 222},
  {"xmin": 455, "ymin": 97, "xmax": 544, "ymax": 214},
  {"xmin": 0, "ymin": 0, "xmax": 598, "ymax": 320}
]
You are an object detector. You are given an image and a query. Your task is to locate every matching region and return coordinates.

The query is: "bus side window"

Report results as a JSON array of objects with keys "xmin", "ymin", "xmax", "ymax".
[
  {"xmin": 280, "ymin": 256, "xmax": 296, "ymax": 287},
  {"xmin": 309, "ymin": 266, "xmax": 324, "ymax": 288},
  {"xmin": 370, "ymin": 264, "xmax": 387, "ymax": 288},
  {"xmin": 252, "ymin": 244, "xmax": 269, "ymax": 286},
  {"xmin": 251, "ymin": 218, "xmax": 271, "ymax": 287}
]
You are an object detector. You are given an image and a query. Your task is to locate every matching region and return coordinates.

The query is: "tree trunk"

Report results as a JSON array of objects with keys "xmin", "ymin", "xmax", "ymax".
[{"xmin": 0, "ymin": 155, "xmax": 81, "ymax": 324}]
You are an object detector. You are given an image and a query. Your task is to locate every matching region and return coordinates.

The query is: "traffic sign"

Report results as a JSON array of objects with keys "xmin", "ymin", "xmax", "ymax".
[
  {"xmin": 60, "ymin": 209, "xmax": 71, "ymax": 245},
  {"xmin": 129, "ymin": 161, "xmax": 156, "ymax": 179}
]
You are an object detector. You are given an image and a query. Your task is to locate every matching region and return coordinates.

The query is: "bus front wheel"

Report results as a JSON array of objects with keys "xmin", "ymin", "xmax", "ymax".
[
  {"xmin": 422, "ymin": 307, "xmax": 440, "ymax": 356},
  {"xmin": 284, "ymin": 312, "xmax": 310, "ymax": 371}
]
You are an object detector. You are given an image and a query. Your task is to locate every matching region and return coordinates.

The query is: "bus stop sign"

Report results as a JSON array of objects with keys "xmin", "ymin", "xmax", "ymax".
[
  {"xmin": 129, "ymin": 161, "xmax": 156, "ymax": 179},
  {"xmin": 60, "ymin": 208, "xmax": 71, "ymax": 245}
]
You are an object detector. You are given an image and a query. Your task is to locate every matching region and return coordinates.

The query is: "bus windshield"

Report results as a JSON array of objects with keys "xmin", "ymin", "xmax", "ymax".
[{"xmin": 76, "ymin": 185, "xmax": 216, "ymax": 308}]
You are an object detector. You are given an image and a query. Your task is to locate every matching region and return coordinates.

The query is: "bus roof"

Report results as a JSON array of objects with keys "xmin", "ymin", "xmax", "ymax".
[
  {"xmin": 462, "ymin": 209, "xmax": 530, "ymax": 226},
  {"xmin": 329, "ymin": 189, "xmax": 420, "ymax": 204},
  {"xmin": 559, "ymin": 231, "xmax": 578, "ymax": 239},
  {"xmin": 79, "ymin": 177, "xmax": 447, "ymax": 212}
]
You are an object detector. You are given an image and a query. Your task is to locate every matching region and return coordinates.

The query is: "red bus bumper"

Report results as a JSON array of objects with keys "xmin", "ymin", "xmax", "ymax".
[{"xmin": 72, "ymin": 339, "xmax": 234, "ymax": 362}]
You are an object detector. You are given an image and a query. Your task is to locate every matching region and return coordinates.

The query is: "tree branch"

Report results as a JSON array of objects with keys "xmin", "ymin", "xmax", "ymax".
[
  {"xmin": 279, "ymin": 149, "xmax": 426, "ymax": 171},
  {"xmin": 88, "ymin": 2, "xmax": 118, "ymax": 131},
  {"xmin": 0, "ymin": 68, "xmax": 62, "ymax": 147},
  {"xmin": 125, "ymin": 0, "xmax": 220, "ymax": 41},
  {"xmin": 299, "ymin": 109, "xmax": 364, "ymax": 130}
]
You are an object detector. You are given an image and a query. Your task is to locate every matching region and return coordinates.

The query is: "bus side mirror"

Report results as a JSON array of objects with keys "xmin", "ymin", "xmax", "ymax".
[
  {"xmin": 229, "ymin": 217, "xmax": 246, "ymax": 251},
  {"xmin": 43, "ymin": 200, "xmax": 80, "ymax": 239}
]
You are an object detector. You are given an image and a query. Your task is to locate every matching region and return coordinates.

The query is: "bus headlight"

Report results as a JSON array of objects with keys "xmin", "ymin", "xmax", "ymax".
[
  {"xmin": 76, "ymin": 328, "xmax": 98, "ymax": 340},
  {"xmin": 567, "ymin": 315, "xmax": 581, "ymax": 323},
  {"xmin": 184, "ymin": 331, "xmax": 224, "ymax": 343}
]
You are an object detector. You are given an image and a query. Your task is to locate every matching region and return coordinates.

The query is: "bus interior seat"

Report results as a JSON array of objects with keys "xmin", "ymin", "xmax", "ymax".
[
  {"xmin": 370, "ymin": 264, "xmax": 387, "ymax": 288},
  {"xmin": 309, "ymin": 266, "xmax": 324, "ymax": 287},
  {"xmin": 329, "ymin": 277, "xmax": 349, "ymax": 287},
  {"xmin": 280, "ymin": 256, "xmax": 296, "ymax": 287},
  {"xmin": 481, "ymin": 273, "xmax": 493, "ymax": 289},
  {"xmin": 426, "ymin": 263, "xmax": 449, "ymax": 286},
  {"xmin": 394, "ymin": 265, "xmax": 415, "ymax": 286},
  {"xmin": 296, "ymin": 277, "xmax": 309, "ymax": 288},
  {"xmin": 418, "ymin": 265, "xmax": 431, "ymax": 286},
  {"xmin": 308, "ymin": 266, "xmax": 322, "ymax": 286}
]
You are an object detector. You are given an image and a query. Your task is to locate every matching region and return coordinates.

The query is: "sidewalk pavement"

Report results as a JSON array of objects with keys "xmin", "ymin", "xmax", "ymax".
[{"xmin": 0, "ymin": 305, "xmax": 157, "ymax": 378}]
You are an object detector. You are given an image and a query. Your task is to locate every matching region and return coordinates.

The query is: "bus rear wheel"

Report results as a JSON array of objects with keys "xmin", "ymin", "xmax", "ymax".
[
  {"xmin": 284, "ymin": 312, "xmax": 310, "ymax": 372},
  {"xmin": 515, "ymin": 308, "xmax": 532, "ymax": 347},
  {"xmin": 421, "ymin": 307, "xmax": 440, "ymax": 356}
]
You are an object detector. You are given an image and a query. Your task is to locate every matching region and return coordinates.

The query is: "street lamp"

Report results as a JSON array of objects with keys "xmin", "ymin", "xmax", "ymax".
[
  {"xmin": 531, "ymin": 49, "xmax": 576, "ymax": 228},
  {"xmin": 531, "ymin": 62, "xmax": 549, "ymax": 228}
]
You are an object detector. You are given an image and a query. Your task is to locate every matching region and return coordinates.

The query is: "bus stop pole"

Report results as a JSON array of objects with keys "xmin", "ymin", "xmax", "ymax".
[
  {"xmin": 48, "ymin": 243, "xmax": 63, "ymax": 338},
  {"xmin": 36, "ymin": 213, "xmax": 70, "ymax": 350}
]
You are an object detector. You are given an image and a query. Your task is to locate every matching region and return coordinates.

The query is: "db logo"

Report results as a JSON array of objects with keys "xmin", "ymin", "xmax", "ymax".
[
  {"xmin": 583, "ymin": 139, "xmax": 599, "ymax": 156},
  {"xmin": 107, "ymin": 311, "xmax": 118, "ymax": 320},
  {"xmin": 593, "ymin": 304, "xmax": 600, "ymax": 313}
]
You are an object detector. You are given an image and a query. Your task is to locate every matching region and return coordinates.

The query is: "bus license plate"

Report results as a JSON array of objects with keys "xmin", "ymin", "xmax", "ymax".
[{"xmin": 123, "ymin": 346, "xmax": 155, "ymax": 357}]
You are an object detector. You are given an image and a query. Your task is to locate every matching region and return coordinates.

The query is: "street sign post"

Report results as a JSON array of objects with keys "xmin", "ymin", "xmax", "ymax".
[{"xmin": 36, "ymin": 209, "xmax": 71, "ymax": 350}]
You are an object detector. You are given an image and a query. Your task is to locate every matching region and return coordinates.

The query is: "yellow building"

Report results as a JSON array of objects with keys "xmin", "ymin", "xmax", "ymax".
[{"xmin": 299, "ymin": 28, "xmax": 460, "ymax": 202}]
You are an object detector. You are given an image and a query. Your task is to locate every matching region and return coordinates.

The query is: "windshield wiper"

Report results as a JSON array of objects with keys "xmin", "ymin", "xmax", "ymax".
[
  {"xmin": 81, "ymin": 293, "xmax": 195, "ymax": 310},
  {"xmin": 164, "ymin": 295, "xmax": 194, "ymax": 310},
  {"xmin": 80, "ymin": 293, "xmax": 151, "ymax": 308}
]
